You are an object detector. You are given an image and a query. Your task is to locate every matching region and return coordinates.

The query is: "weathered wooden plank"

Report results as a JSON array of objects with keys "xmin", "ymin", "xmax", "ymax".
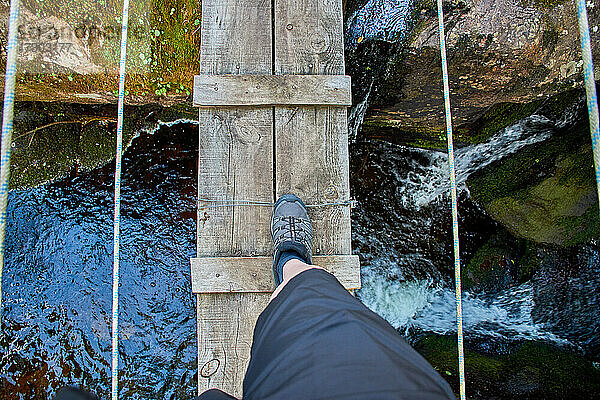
[
  {"xmin": 196, "ymin": 0, "xmax": 273, "ymax": 397},
  {"xmin": 197, "ymin": 293, "xmax": 270, "ymax": 395},
  {"xmin": 275, "ymin": 107, "xmax": 351, "ymax": 254},
  {"xmin": 193, "ymin": 74, "xmax": 352, "ymax": 106},
  {"xmin": 274, "ymin": 0, "xmax": 351, "ymax": 256},
  {"xmin": 199, "ymin": 0, "xmax": 272, "ymax": 75},
  {"xmin": 191, "ymin": 255, "xmax": 361, "ymax": 293},
  {"xmin": 197, "ymin": 108, "xmax": 273, "ymax": 256},
  {"xmin": 274, "ymin": 0, "xmax": 345, "ymax": 74}
]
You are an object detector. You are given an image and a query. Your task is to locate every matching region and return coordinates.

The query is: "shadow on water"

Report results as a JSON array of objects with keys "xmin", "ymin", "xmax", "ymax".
[{"xmin": 1, "ymin": 120, "xmax": 199, "ymax": 399}]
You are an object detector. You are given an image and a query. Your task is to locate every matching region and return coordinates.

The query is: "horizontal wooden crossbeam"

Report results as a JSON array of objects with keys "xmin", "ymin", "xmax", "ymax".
[
  {"xmin": 191, "ymin": 255, "xmax": 361, "ymax": 293},
  {"xmin": 193, "ymin": 74, "xmax": 352, "ymax": 106}
]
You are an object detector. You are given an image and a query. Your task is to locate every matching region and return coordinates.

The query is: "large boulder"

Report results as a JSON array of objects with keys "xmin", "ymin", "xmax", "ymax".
[
  {"xmin": 7, "ymin": 101, "xmax": 196, "ymax": 189},
  {"xmin": 350, "ymin": 0, "xmax": 600, "ymax": 141},
  {"xmin": 0, "ymin": 0, "xmax": 200, "ymax": 105},
  {"xmin": 415, "ymin": 333, "xmax": 600, "ymax": 399},
  {"xmin": 466, "ymin": 92, "xmax": 600, "ymax": 246}
]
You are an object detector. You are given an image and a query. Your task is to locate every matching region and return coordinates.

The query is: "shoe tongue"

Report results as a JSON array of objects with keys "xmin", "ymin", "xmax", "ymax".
[{"xmin": 278, "ymin": 202, "xmax": 303, "ymax": 218}]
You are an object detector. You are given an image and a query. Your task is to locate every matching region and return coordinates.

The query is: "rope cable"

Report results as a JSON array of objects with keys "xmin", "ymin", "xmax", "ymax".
[
  {"xmin": 197, "ymin": 198, "xmax": 356, "ymax": 209},
  {"xmin": 435, "ymin": 0, "xmax": 466, "ymax": 398},
  {"xmin": 0, "ymin": 0, "xmax": 20, "ymax": 316},
  {"xmin": 112, "ymin": 0, "xmax": 130, "ymax": 398},
  {"xmin": 575, "ymin": 0, "xmax": 600, "ymax": 209}
]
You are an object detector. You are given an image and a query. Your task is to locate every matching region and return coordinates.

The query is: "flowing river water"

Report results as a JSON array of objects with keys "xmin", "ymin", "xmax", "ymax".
[{"xmin": 2, "ymin": 102, "xmax": 598, "ymax": 399}]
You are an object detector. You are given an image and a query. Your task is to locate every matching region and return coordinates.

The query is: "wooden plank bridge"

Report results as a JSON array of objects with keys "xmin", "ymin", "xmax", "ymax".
[{"xmin": 190, "ymin": 0, "xmax": 359, "ymax": 396}]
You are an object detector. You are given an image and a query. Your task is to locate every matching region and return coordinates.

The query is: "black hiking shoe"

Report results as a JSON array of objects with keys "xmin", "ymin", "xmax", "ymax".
[{"xmin": 271, "ymin": 194, "xmax": 314, "ymax": 286}]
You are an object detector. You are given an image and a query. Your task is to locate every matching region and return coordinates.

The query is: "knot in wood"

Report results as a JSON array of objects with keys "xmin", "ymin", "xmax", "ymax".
[
  {"xmin": 311, "ymin": 34, "xmax": 327, "ymax": 52},
  {"xmin": 200, "ymin": 359, "xmax": 220, "ymax": 377},
  {"xmin": 324, "ymin": 184, "xmax": 338, "ymax": 199}
]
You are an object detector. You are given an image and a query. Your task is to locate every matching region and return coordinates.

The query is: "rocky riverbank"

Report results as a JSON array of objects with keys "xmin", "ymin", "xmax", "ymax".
[
  {"xmin": 346, "ymin": 0, "xmax": 600, "ymax": 142},
  {"xmin": 415, "ymin": 334, "xmax": 600, "ymax": 399}
]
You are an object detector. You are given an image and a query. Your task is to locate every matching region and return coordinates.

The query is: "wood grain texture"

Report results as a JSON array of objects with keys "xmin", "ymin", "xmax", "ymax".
[
  {"xmin": 274, "ymin": 0, "xmax": 351, "ymax": 256},
  {"xmin": 194, "ymin": 74, "xmax": 352, "ymax": 106},
  {"xmin": 191, "ymin": 255, "xmax": 361, "ymax": 293},
  {"xmin": 275, "ymin": 107, "xmax": 351, "ymax": 254},
  {"xmin": 197, "ymin": 108, "xmax": 273, "ymax": 257},
  {"xmin": 195, "ymin": 0, "xmax": 356, "ymax": 396},
  {"xmin": 274, "ymin": 0, "xmax": 345, "ymax": 75},
  {"xmin": 196, "ymin": 0, "xmax": 273, "ymax": 397},
  {"xmin": 197, "ymin": 293, "xmax": 270, "ymax": 396},
  {"xmin": 200, "ymin": 0, "xmax": 272, "ymax": 75}
]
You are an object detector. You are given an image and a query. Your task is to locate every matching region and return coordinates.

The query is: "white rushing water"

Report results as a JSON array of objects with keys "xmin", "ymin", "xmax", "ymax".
[
  {"xmin": 360, "ymin": 268, "xmax": 569, "ymax": 344},
  {"xmin": 401, "ymin": 114, "xmax": 554, "ymax": 209},
  {"xmin": 355, "ymin": 115, "xmax": 575, "ymax": 345}
]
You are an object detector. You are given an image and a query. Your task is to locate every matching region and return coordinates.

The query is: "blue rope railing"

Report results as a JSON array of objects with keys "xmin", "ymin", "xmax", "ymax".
[
  {"xmin": 435, "ymin": 0, "xmax": 466, "ymax": 399},
  {"xmin": 0, "ymin": 0, "xmax": 20, "ymax": 317},
  {"xmin": 112, "ymin": 0, "xmax": 130, "ymax": 398}
]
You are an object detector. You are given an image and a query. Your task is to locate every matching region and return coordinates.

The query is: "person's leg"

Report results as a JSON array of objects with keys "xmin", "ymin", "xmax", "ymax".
[
  {"xmin": 245, "ymin": 266, "xmax": 455, "ymax": 400},
  {"xmin": 269, "ymin": 258, "xmax": 323, "ymax": 301},
  {"xmin": 242, "ymin": 194, "xmax": 455, "ymax": 400}
]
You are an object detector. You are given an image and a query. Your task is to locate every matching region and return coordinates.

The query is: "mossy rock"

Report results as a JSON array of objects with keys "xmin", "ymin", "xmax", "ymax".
[
  {"xmin": 467, "ymin": 100, "xmax": 543, "ymax": 144},
  {"xmin": 464, "ymin": 231, "xmax": 541, "ymax": 292},
  {"xmin": 507, "ymin": 341, "xmax": 600, "ymax": 398},
  {"xmin": 360, "ymin": 118, "xmax": 447, "ymax": 150},
  {"xmin": 415, "ymin": 334, "xmax": 506, "ymax": 386},
  {"xmin": 361, "ymin": 96, "xmax": 547, "ymax": 149},
  {"xmin": 467, "ymin": 96, "xmax": 600, "ymax": 246},
  {"xmin": 464, "ymin": 233, "xmax": 517, "ymax": 292},
  {"xmin": 8, "ymin": 101, "xmax": 196, "ymax": 189},
  {"xmin": 12, "ymin": 0, "xmax": 201, "ymax": 102},
  {"xmin": 415, "ymin": 334, "xmax": 600, "ymax": 399}
]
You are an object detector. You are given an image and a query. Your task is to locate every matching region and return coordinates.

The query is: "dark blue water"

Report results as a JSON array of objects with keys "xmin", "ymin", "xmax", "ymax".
[{"xmin": 1, "ymin": 121, "xmax": 199, "ymax": 399}]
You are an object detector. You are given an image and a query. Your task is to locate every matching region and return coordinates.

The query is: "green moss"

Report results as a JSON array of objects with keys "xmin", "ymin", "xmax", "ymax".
[
  {"xmin": 361, "ymin": 118, "xmax": 449, "ymax": 150},
  {"xmin": 518, "ymin": 239, "xmax": 539, "ymax": 282},
  {"xmin": 415, "ymin": 335, "xmax": 506, "ymax": 384},
  {"xmin": 464, "ymin": 239, "xmax": 511, "ymax": 291},
  {"xmin": 468, "ymin": 101, "xmax": 543, "ymax": 144},
  {"xmin": 464, "ymin": 230, "xmax": 543, "ymax": 291},
  {"xmin": 538, "ymin": 88, "xmax": 582, "ymax": 120},
  {"xmin": 527, "ymin": 0, "xmax": 568, "ymax": 9},
  {"xmin": 149, "ymin": 0, "xmax": 202, "ymax": 88},
  {"xmin": 8, "ymin": 101, "xmax": 196, "ymax": 189},
  {"xmin": 508, "ymin": 342, "xmax": 600, "ymax": 398},
  {"xmin": 467, "ymin": 109, "xmax": 600, "ymax": 246},
  {"xmin": 10, "ymin": 119, "xmax": 80, "ymax": 189},
  {"xmin": 415, "ymin": 334, "xmax": 600, "ymax": 398},
  {"xmin": 561, "ymin": 204, "xmax": 600, "ymax": 246},
  {"xmin": 14, "ymin": 0, "xmax": 201, "ymax": 100},
  {"xmin": 364, "ymin": 95, "xmax": 550, "ymax": 149}
]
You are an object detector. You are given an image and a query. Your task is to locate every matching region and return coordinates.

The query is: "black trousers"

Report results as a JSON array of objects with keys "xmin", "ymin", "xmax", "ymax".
[{"xmin": 198, "ymin": 268, "xmax": 455, "ymax": 400}]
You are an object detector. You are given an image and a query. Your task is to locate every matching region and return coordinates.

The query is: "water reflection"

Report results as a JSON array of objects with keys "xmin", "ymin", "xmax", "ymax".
[{"xmin": 2, "ymin": 120, "xmax": 199, "ymax": 399}]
